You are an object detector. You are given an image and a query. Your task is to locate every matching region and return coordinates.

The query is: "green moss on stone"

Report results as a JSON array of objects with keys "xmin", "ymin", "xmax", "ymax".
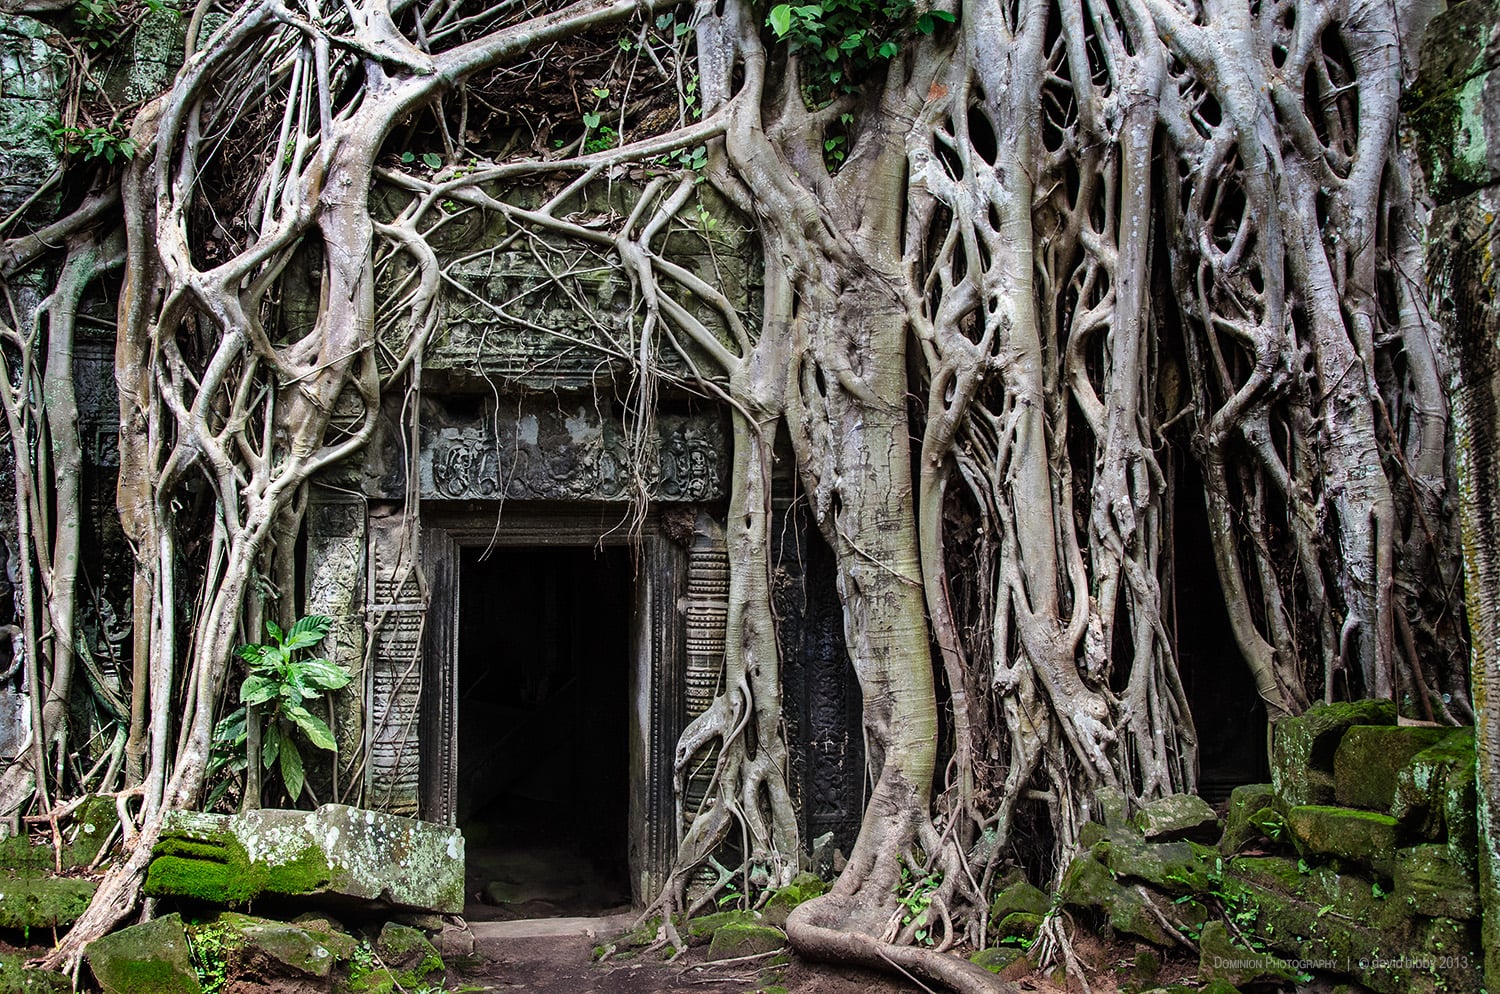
[
  {"xmin": 705, "ymin": 923, "xmax": 786, "ymax": 961},
  {"xmin": 1219, "ymin": 784, "xmax": 1277, "ymax": 853},
  {"xmin": 0, "ymin": 875, "xmax": 98, "ymax": 929},
  {"xmin": 0, "ymin": 953, "xmax": 70, "ymax": 993},
  {"xmin": 970, "ymin": 947, "xmax": 1026, "ymax": 974},
  {"xmin": 1285, "ymin": 805, "xmax": 1399, "ymax": 875},
  {"xmin": 762, "ymin": 872, "xmax": 828, "ymax": 926},
  {"xmin": 685, "ymin": 909, "xmax": 760, "ymax": 943},
  {"xmin": 1333, "ymin": 726, "xmax": 1456, "ymax": 812}
]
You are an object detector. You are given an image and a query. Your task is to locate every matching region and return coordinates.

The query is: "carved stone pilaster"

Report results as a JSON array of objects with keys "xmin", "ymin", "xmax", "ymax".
[
  {"xmin": 365, "ymin": 508, "xmax": 424, "ymax": 816},
  {"xmin": 681, "ymin": 515, "xmax": 728, "ymax": 832}
]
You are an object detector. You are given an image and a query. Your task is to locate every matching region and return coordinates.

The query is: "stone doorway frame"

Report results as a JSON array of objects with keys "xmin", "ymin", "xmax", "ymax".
[{"xmin": 417, "ymin": 503, "xmax": 686, "ymax": 905}]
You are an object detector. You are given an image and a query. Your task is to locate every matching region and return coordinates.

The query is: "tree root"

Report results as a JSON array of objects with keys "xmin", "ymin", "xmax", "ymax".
[{"xmin": 786, "ymin": 894, "xmax": 1016, "ymax": 994}]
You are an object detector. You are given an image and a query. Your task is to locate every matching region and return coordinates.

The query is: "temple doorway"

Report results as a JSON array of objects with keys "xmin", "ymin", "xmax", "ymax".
[{"xmin": 455, "ymin": 544, "xmax": 633, "ymax": 918}]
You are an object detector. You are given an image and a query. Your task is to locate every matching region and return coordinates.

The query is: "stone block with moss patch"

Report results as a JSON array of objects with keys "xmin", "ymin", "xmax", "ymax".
[
  {"xmin": 86, "ymin": 913, "xmax": 202, "ymax": 994},
  {"xmin": 1133, "ymin": 794, "xmax": 1221, "ymax": 842},
  {"xmin": 1393, "ymin": 844, "xmax": 1478, "ymax": 919},
  {"xmin": 1219, "ymin": 784, "xmax": 1277, "ymax": 853},
  {"xmin": 0, "ymin": 953, "xmax": 70, "ymax": 993},
  {"xmin": 1057, "ymin": 853, "xmax": 1172, "ymax": 945},
  {"xmin": 61, "ymin": 795, "xmax": 120, "ymax": 870},
  {"xmin": 761, "ymin": 872, "xmax": 828, "ymax": 927},
  {"xmin": 1285, "ymin": 806, "xmax": 1398, "ymax": 876},
  {"xmin": 970, "ymin": 947, "xmax": 1027, "ymax": 974},
  {"xmin": 684, "ymin": 908, "xmax": 760, "ymax": 944},
  {"xmin": 1333, "ymin": 727, "xmax": 1457, "ymax": 812},
  {"xmin": 147, "ymin": 805, "xmax": 463, "ymax": 913},
  {"xmin": 1390, "ymin": 730, "xmax": 1477, "ymax": 866},
  {"xmin": 1097, "ymin": 832, "xmax": 1218, "ymax": 894},
  {"xmin": 705, "ymin": 922, "xmax": 786, "ymax": 961},
  {"xmin": 0, "ymin": 875, "xmax": 97, "ymax": 930},
  {"xmin": 1272, "ymin": 701, "xmax": 1396, "ymax": 808},
  {"xmin": 190, "ymin": 911, "xmax": 358, "ymax": 986},
  {"xmin": 996, "ymin": 912, "xmax": 1045, "ymax": 940},
  {"xmin": 988, "ymin": 880, "xmax": 1052, "ymax": 928},
  {"xmin": 1198, "ymin": 920, "xmax": 1300, "ymax": 987}
]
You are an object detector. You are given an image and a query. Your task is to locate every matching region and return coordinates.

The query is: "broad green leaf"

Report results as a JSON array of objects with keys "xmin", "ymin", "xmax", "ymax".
[
  {"xmin": 287, "ymin": 706, "xmax": 338, "ymax": 751},
  {"xmin": 282, "ymin": 615, "xmax": 332, "ymax": 651},
  {"xmin": 263, "ymin": 723, "xmax": 281, "ymax": 768},
  {"xmin": 768, "ymin": 4, "xmax": 792, "ymax": 36},
  {"xmin": 214, "ymin": 706, "xmax": 248, "ymax": 742},
  {"xmin": 236, "ymin": 643, "xmax": 269, "ymax": 663},
  {"xmin": 265, "ymin": 619, "xmax": 285, "ymax": 644},
  {"xmin": 296, "ymin": 658, "xmax": 352, "ymax": 691},
  {"xmin": 583, "ymin": 111, "xmax": 602, "ymax": 129},
  {"xmin": 280, "ymin": 739, "xmax": 305, "ymax": 801},
  {"xmin": 241, "ymin": 675, "xmax": 279, "ymax": 706},
  {"xmin": 422, "ymin": 152, "xmax": 442, "ymax": 169},
  {"xmin": 592, "ymin": 87, "xmax": 610, "ymax": 99}
]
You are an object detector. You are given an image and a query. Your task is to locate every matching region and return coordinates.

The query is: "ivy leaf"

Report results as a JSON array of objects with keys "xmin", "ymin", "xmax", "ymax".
[
  {"xmin": 583, "ymin": 111, "xmax": 602, "ymax": 129},
  {"xmin": 400, "ymin": 150, "xmax": 415, "ymax": 163},
  {"xmin": 768, "ymin": 4, "xmax": 792, "ymax": 36},
  {"xmin": 592, "ymin": 87, "xmax": 610, "ymax": 99},
  {"xmin": 280, "ymin": 738, "xmax": 305, "ymax": 801},
  {"xmin": 422, "ymin": 152, "xmax": 442, "ymax": 169}
]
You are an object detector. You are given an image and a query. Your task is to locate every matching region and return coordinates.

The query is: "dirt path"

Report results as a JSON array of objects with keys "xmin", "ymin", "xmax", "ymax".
[{"xmin": 452, "ymin": 917, "xmax": 918, "ymax": 994}]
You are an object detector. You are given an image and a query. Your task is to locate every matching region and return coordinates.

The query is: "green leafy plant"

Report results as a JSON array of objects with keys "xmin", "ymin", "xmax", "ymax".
[
  {"xmin": 894, "ymin": 860, "xmax": 942, "ymax": 945},
  {"xmin": 212, "ymin": 615, "xmax": 349, "ymax": 804},
  {"xmin": 765, "ymin": 0, "xmax": 953, "ymax": 99},
  {"xmin": 47, "ymin": 119, "xmax": 137, "ymax": 164}
]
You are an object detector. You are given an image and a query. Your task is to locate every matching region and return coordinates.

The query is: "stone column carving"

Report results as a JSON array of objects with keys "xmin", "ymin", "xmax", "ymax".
[
  {"xmin": 681, "ymin": 514, "xmax": 728, "ymax": 833},
  {"xmin": 365, "ymin": 507, "xmax": 424, "ymax": 816},
  {"xmin": 303, "ymin": 493, "xmax": 367, "ymax": 800}
]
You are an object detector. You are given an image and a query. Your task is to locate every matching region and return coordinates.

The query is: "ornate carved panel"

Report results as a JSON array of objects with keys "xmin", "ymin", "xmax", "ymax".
[
  {"xmin": 417, "ymin": 396, "xmax": 727, "ymax": 502},
  {"xmin": 681, "ymin": 515, "xmax": 727, "ymax": 832},
  {"xmin": 365, "ymin": 509, "xmax": 424, "ymax": 816},
  {"xmin": 303, "ymin": 492, "xmax": 367, "ymax": 795}
]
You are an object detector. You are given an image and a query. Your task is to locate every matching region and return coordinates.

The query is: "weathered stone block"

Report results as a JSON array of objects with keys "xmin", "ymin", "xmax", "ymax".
[
  {"xmin": 1390, "ymin": 730, "xmax": 1478, "ymax": 869},
  {"xmin": 62, "ymin": 794, "xmax": 120, "ymax": 869},
  {"xmin": 1272, "ymin": 701, "xmax": 1397, "ymax": 808},
  {"xmin": 705, "ymin": 922, "xmax": 786, "ymax": 960},
  {"xmin": 1219, "ymin": 783, "xmax": 1277, "ymax": 852},
  {"xmin": 762, "ymin": 872, "xmax": 828, "ymax": 927},
  {"xmin": 145, "ymin": 804, "xmax": 464, "ymax": 914},
  {"xmin": 1285, "ymin": 805, "xmax": 1399, "ymax": 875},
  {"xmin": 1394, "ymin": 844, "xmax": 1478, "ymax": 919},
  {"xmin": 1199, "ymin": 921, "xmax": 1299, "ymax": 987},
  {"xmin": 1096, "ymin": 833, "xmax": 1217, "ymax": 895},
  {"xmin": 988, "ymin": 880, "xmax": 1052, "ymax": 928},
  {"xmin": 86, "ymin": 913, "xmax": 202, "ymax": 994},
  {"xmin": 995, "ymin": 912, "xmax": 1045, "ymax": 940},
  {"xmin": 0, "ymin": 953, "xmax": 69, "ymax": 993},
  {"xmin": 1333, "ymin": 726, "xmax": 1456, "ymax": 811},
  {"xmin": 1410, "ymin": 0, "xmax": 1500, "ymax": 197},
  {"xmin": 970, "ymin": 947, "xmax": 1027, "ymax": 975},
  {"xmin": 1058, "ymin": 854, "xmax": 1173, "ymax": 945},
  {"xmin": 1133, "ymin": 793, "xmax": 1221, "ymax": 842},
  {"xmin": 0, "ymin": 875, "xmax": 97, "ymax": 930},
  {"xmin": 206, "ymin": 912, "xmax": 357, "ymax": 982}
]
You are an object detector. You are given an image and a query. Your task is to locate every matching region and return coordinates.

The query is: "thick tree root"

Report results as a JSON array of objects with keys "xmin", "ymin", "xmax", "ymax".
[{"xmin": 786, "ymin": 895, "xmax": 1016, "ymax": 994}]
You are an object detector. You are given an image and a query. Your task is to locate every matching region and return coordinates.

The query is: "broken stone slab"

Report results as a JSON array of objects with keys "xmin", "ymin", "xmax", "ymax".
[
  {"xmin": 0, "ymin": 874, "xmax": 98, "ymax": 930},
  {"xmin": 1133, "ymin": 793, "xmax": 1221, "ymax": 842},
  {"xmin": 1333, "ymin": 726, "xmax": 1456, "ymax": 811},
  {"xmin": 86, "ymin": 913, "xmax": 202, "ymax": 994},
  {"xmin": 1058, "ymin": 853, "xmax": 1173, "ymax": 945},
  {"xmin": 988, "ymin": 880, "xmax": 1052, "ymax": 928},
  {"xmin": 145, "ymin": 803, "xmax": 463, "ymax": 914},
  {"xmin": 1219, "ymin": 783, "xmax": 1277, "ymax": 853},
  {"xmin": 761, "ymin": 872, "xmax": 828, "ymax": 927},
  {"xmin": 1390, "ymin": 729, "xmax": 1478, "ymax": 869},
  {"xmin": 1096, "ymin": 832, "xmax": 1217, "ymax": 895},
  {"xmin": 705, "ymin": 922, "xmax": 786, "ymax": 960},
  {"xmin": 1393, "ymin": 844, "xmax": 1478, "ymax": 919},
  {"xmin": 1198, "ymin": 920, "xmax": 1300, "ymax": 987},
  {"xmin": 1272, "ymin": 700, "xmax": 1397, "ymax": 808},
  {"xmin": 1285, "ymin": 805, "xmax": 1398, "ymax": 876},
  {"xmin": 62, "ymin": 794, "xmax": 120, "ymax": 870},
  {"xmin": 202, "ymin": 911, "xmax": 358, "ymax": 983}
]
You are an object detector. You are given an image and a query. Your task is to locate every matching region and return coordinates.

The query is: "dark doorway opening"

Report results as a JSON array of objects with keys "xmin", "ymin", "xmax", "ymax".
[
  {"xmin": 1172, "ymin": 455, "xmax": 1271, "ymax": 802},
  {"xmin": 457, "ymin": 545, "xmax": 632, "ymax": 919}
]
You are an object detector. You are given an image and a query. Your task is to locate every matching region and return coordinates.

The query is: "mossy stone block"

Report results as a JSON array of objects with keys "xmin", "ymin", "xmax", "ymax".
[
  {"xmin": 1272, "ymin": 700, "xmax": 1396, "ymax": 808},
  {"xmin": 705, "ymin": 922, "xmax": 786, "ymax": 961},
  {"xmin": 62, "ymin": 795, "xmax": 120, "ymax": 870},
  {"xmin": 762, "ymin": 872, "xmax": 828, "ymax": 927},
  {"xmin": 0, "ymin": 875, "xmax": 97, "ymax": 929},
  {"xmin": 685, "ymin": 909, "xmax": 760, "ymax": 944},
  {"xmin": 205, "ymin": 912, "xmax": 357, "ymax": 981},
  {"xmin": 1133, "ymin": 793, "xmax": 1221, "ymax": 842},
  {"xmin": 1333, "ymin": 726, "xmax": 1456, "ymax": 811},
  {"xmin": 970, "ymin": 947, "xmax": 1026, "ymax": 975},
  {"xmin": 988, "ymin": 880, "xmax": 1051, "ymax": 928},
  {"xmin": 996, "ymin": 912, "xmax": 1045, "ymax": 940},
  {"xmin": 0, "ymin": 953, "xmax": 69, "ymax": 993},
  {"xmin": 1393, "ymin": 844, "xmax": 1478, "ymax": 919},
  {"xmin": 1057, "ymin": 854, "xmax": 1172, "ymax": 945},
  {"xmin": 86, "ymin": 913, "xmax": 202, "ymax": 994},
  {"xmin": 1390, "ymin": 730, "xmax": 1477, "ymax": 862},
  {"xmin": 375, "ymin": 921, "xmax": 443, "ymax": 978},
  {"xmin": 1098, "ymin": 834, "xmax": 1217, "ymax": 894},
  {"xmin": 1198, "ymin": 920, "xmax": 1300, "ymax": 987},
  {"xmin": 1219, "ymin": 784, "xmax": 1277, "ymax": 852},
  {"xmin": 1285, "ymin": 805, "xmax": 1398, "ymax": 875}
]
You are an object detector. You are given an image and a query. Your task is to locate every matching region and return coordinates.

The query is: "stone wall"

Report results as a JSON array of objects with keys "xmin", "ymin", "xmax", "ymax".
[{"xmin": 1414, "ymin": 0, "xmax": 1500, "ymax": 985}]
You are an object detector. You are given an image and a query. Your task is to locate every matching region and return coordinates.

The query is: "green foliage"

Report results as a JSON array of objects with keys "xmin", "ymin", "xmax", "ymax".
[
  {"xmin": 210, "ymin": 616, "xmax": 348, "ymax": 806},
  {"xmin": 46, "ymin": 119, "xmax": 136, "ymax": 164},
  {"xmin": 765, "ymin": 0, "xmax": 954, "ymax": 98},
  {"xmin": 187, "ymin": 921, "xmax": 232, "ymax": 994},
  {"xmin": 893, "ymin": 859, "xmax": 942, "ymax": 945}
]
